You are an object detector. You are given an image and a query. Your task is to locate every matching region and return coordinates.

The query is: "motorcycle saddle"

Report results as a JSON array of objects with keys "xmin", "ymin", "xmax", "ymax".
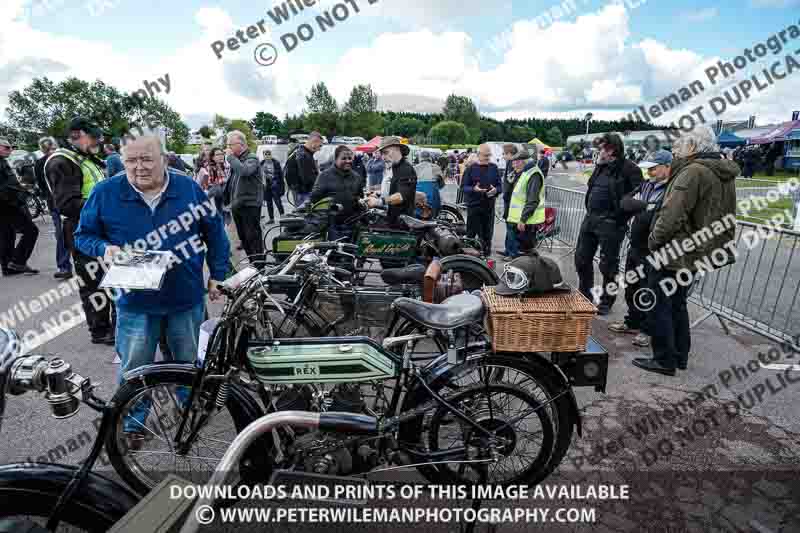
[
  {"xmin": 392, "ymin": 292, "xmax": 485, "ymax": 330},
  {"xmin": 381, "ymin": 264, "xmax": 426, "ymax": 285},
  {"xmin": 399, "ymin": 215, "xmax": 438, "ymax": 231}
]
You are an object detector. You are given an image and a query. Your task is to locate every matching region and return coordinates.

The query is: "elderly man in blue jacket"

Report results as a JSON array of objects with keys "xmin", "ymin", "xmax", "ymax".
[{"xmin": 75, "ymin": 129, "xmax": 230, "ymax": 429}]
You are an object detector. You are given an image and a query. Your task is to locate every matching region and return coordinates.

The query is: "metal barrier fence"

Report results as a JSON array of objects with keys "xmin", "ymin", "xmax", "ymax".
[{"xmin": 545, "ymin": 185, "xmax": 800, "ymax": 348}]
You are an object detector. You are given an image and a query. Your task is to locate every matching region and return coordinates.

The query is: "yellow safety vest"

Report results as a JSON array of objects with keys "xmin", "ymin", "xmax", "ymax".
[
  {"xmin": 46, "ymin": 148, "xmax": 104, "ymax": 199},
  {"xmin": 507, "ymin": 166, "xmax": 546, "ymax": 225}
]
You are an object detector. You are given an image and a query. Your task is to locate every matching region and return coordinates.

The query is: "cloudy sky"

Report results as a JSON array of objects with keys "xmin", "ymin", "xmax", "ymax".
[{"xmin": 1, "ymin": 0, "xmax": 799, "ymax": 130}]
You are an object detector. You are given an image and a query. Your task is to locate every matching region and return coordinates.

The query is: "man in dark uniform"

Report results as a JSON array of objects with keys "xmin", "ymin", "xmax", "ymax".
[
  {"xmin": 45, "ymin": 117, "xmax": 115, "ymax": 345},
  {"xmin": 0, "ymin": 137, "xmax": 40, "ymax": 276}
]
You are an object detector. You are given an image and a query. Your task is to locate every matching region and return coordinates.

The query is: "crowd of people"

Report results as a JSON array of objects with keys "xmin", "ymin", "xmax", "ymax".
[
  {"xmin": 575, "ymin": 127, "xmax": 738, "ymax": 377},
  {"xmin": 0, "ymin": 115, "xmax": 745, "ymax": 391}
]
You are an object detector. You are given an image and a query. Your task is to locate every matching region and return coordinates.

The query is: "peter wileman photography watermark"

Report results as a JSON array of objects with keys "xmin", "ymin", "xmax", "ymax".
[
  {"xmin": 571, "ymin": 336, "xmax": 800, "ymax": 470},
  {"xmin": 208, "ymin": 0, "xmax": 381, "ymax": 66},
  {"xmin": 0, "ymin": 197, "xmax": 220, "ymax": 355}
]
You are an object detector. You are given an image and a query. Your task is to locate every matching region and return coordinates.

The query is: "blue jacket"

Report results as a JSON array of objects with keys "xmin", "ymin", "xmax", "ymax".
[
  {"xmin": 366, "ymin": 157, "xmax": 385, "ymax": 187},
  {"xmin": 105, "ymin": 152, "xmax": 124, "ymax": 178},
  {"xmin": 74, "ymin": 170, "xmax": 231, "ymax": 315},
  {"xmin": 462, "ymin": 163, "xmax": 502, "ymax": 208}
]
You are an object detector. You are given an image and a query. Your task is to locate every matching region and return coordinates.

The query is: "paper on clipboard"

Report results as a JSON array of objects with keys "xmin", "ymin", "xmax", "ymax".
[{"xmin": 99, "ymin": 250, "xmax": 174, "ymax": 291}]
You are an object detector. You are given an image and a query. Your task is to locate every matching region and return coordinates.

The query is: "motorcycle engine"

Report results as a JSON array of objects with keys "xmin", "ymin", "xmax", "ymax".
[{"xmin": 326, "ymin": 383, "xmax": 365, "ymax": 413}]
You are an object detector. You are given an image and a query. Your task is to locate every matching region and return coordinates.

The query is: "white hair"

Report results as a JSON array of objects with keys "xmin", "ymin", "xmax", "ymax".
[
  {"xmin": 38, "ymin": 136, "xmax": 58, "ymax": 152},
  {"xmin": 227, "ymin": 130, "xmax": 247, "ymax": 145},
  {"xmin": 120, "ymin": 126, "xmax": 167, "ymax": 155},
  {"xmin": 674, "ymin": 125, "xmax": 718, "ymax": 157}
]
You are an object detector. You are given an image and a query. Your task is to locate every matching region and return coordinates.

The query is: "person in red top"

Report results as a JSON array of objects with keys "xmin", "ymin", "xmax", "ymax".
[{"xmin": 197, "ymin": 148, "xmax": 229, "ymax": 225}]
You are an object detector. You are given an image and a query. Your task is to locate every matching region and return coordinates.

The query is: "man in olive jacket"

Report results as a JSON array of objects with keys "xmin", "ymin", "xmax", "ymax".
[{"xmin": 633, "ymin": 125, "xmax": 738, "ymax": 376}]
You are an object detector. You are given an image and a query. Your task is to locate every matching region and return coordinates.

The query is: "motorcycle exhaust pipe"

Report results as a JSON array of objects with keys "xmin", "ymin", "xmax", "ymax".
[{"xmin": 180, "ymin": 410, "xmax": 377, "ymax": 533}]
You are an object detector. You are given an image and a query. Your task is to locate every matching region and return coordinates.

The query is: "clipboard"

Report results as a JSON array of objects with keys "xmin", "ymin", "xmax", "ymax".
[{"xmin": 99, "ymin": 250, "xmax": 174, "ymax": 291}]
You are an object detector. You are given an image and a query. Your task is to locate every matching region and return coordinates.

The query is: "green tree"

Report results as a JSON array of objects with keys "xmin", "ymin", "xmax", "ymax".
[
  {"xmin": 442, "ymin": 94, "xmax": 480, "ymax": 132},
  {"xmin": 283, "ymin": 114, "xmax": 305, "ymax": 137},
  {"xmin": 545, "ymin": 126, "xmax": 564, "ymax": 146},
  {"xmin": 5, "ymin": 76, "xmax": 189, "ymax": 151},
  {"xmin": 388, "ymin": 117, "xmax": 426, "ymax": 138},
  {"xmin": 306, "ymin": 82, "xmax": 338, "ymax": 114},
  {"xmin": 429, "ymin": 121, "xmax": 469, "ymax": 145},
  {"xmin": 213, "ymin": 114, "xmax": 231, "ymax": 130},
  {"xmin": 343, "ymin": 84, "xmax": 378, "ymax": 114},
  {"xmin": 197, "ymin": 125, "xmax": 214, "ymax": 139},
  {"xmin": 250, "ymin": 112, "xmax": 282, "ymax": 138},
  {"xmin": 303, "ymin": 112, "xmax": 338, "ymax": 138}
]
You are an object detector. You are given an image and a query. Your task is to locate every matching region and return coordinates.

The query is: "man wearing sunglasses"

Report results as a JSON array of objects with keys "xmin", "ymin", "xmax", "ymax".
[{"xmin": 45, "ymin": 117, "xmax": 115, "ymax": 344}]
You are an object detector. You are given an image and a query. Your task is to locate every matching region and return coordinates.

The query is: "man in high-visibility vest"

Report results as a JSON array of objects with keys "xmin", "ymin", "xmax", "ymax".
[
  {"xmin": 506, "ymin": 148, "xmax": 545, "ymax": 256},
  {"xmin": 45, "ymin": 117, "xmax": 115, "ymax": 345}
]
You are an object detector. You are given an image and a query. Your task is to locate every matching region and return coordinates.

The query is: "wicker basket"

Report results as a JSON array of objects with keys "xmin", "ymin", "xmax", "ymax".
[{"xmin": 481, "ymin": 287, "xmax": 596, "ymax": 353}]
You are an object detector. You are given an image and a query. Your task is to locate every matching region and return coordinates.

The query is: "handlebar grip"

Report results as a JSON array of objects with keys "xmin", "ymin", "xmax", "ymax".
[
  {"xmin": 338, "ymin": 243, "xmax": 359, "ymax": 253},
  {"xmin": 314, "ymin": 242, "xmax": 338, "ymax": 251}
]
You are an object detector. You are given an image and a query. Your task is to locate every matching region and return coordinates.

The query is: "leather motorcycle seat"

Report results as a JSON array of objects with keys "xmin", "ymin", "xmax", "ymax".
[
  {"xmin": 399, "ymin": 215, "xmax": 439, "ymax": 231},
  {"xmin": 381, "ymin": 264, "xmax": 426, "ymax": 285},
  {"xmin": 392, "ymin": 292, "xmax": 485, "ymax": 330}
]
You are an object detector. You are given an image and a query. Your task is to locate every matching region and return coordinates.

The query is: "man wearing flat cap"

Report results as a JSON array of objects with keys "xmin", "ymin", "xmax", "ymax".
[
  {"xmin": 370, "ymin": 137, "xmax": 417, "ymax": 224},
  {"xmin": 506, "ymin": 148, "xmax": 545, "ymax": 256},
  {"xmin": 45, "ymin": 116, "xmax": 115, "ymax": 345}
]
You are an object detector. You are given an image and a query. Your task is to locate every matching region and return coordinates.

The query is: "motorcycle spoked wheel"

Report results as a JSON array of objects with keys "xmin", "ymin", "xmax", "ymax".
[
  {"xmin": 104, "ymin": 368, "xmax": 265, "ymax": 496},
  {"xmin": 426, "ymin": 381, "xmax": 554, "ymax": 486}
]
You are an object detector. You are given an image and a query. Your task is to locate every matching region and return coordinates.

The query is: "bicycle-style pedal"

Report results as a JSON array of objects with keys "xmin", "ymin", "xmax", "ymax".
[{"xmin": 268, "ymin": 470, "xmax": 370, "ymax": 505}]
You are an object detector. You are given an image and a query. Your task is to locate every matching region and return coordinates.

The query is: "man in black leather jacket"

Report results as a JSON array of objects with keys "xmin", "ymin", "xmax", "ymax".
[
  {"xmin": 575, "ymin": 133, "xmax": 642, "ymax": 314},
  {"xmin": 370, "ymin": 137, "xmax": 417, "ymax": 226}
]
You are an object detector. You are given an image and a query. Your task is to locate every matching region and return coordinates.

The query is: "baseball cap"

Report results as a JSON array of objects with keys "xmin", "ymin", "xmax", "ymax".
[
  {"xmin": 68, "ymin": 116, "xmax": 104, "ymax": 139},
  {"xmin": 494, "ymin": 252, "xmax": 570, "ymax": 296},
  {"xmin": 639, "ymin": 149, "xmax": 673, "ymax": 169}
]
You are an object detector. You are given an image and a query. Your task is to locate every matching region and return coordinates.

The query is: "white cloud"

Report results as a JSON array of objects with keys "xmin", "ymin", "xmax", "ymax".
[
  {"xmin": 681, "ymin": 7, "xmax": 718, "ymax": 22},
  {"xmin": 1, "ymin": 0, "xmax": 798, "ymax": 134}
]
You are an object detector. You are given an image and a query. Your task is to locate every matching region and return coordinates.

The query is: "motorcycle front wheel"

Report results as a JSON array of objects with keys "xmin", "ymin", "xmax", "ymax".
[{"xmin": 0, "ymin": 465, "xmax": 138, "ymax": 533}]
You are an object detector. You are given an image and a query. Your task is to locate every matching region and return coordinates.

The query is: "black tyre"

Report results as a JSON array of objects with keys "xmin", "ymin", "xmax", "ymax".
[
  {"xmin": 440, "ymin": 256, "xmax": 498, "ymax": 291},
  {"xmin": 0, "ymin": 465, "xmax": 138, "ymax": 532},
  {"xmin": 426, "ymin": 381, "xmax": 554, "ymax": 486},
  {"xmin": 104, "ymin": 367, "xmax": 264, "ymax": 495},
  {"xmin": 436, "ymin": 204, "xmax": 464, "ymax": 224}
]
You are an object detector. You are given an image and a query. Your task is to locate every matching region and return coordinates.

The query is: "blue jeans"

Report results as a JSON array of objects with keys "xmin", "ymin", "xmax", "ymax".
[
  {"xmin": 51, "ymin": 209, "xmax": 71, "ymax": 272},
  {"xmin": 295, "ymin": 192, "xmax": 311, "ymax": 207},
  {"xmin": 116, "ymin": 303, "xmax": 205, "ymax": 433},
  {"xmin": 504, "ymin": 222, "xmax": 519, "ymax": 257},
  {"xmin": 647, "ymin": 269, "xmax": 691, "ymax": 370}
]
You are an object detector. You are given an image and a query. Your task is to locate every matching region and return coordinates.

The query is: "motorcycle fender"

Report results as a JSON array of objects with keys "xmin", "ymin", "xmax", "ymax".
[
  {"xmin": 529, "ymin": 354, "xmax": 583, "ymax": 437},
  {"xmin": 439, "ymin": 254, "xmax": 499, "ymax": 284},
  {"xmin": 121, "ymin": 362, "xmax": 264, "ymax": 419},
  {"xmin": 407, "ymin": 353, "xmax": 582, "ymax": 437},
  {"xmin": 0, "ymin": 463, "xmax": 139, "ymax": 519}
]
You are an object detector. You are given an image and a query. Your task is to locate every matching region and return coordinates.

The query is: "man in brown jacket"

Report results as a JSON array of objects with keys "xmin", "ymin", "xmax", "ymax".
[{"xmin": 633, "ymin": 125, "xmax": 738, "ymax": 376}]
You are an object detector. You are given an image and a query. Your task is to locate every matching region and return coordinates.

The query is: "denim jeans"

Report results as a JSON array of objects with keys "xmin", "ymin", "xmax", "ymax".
[
  {"xmin": 116, "ymin": 303, "xmax": 205, "ymax": 433},
  {"xmin": 295, "ymin": 192, "xmax": 311, "ymax": 207},
  {"xmin": 50, "ymin": 209, "xmax": 71, "ymax": 272},
  {"xmin": 504, "ymin": 222, "xmax": 519, "ymax": 257}
]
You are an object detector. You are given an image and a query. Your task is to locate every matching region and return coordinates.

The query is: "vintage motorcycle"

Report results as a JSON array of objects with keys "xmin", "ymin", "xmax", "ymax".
[
  {"xmin": 102, "ymin": 242, "xmax": 582, "ymax": 495},
  {"xmin": 265, "ymin": 198, "xmax": 495, "ymax": 290}
]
